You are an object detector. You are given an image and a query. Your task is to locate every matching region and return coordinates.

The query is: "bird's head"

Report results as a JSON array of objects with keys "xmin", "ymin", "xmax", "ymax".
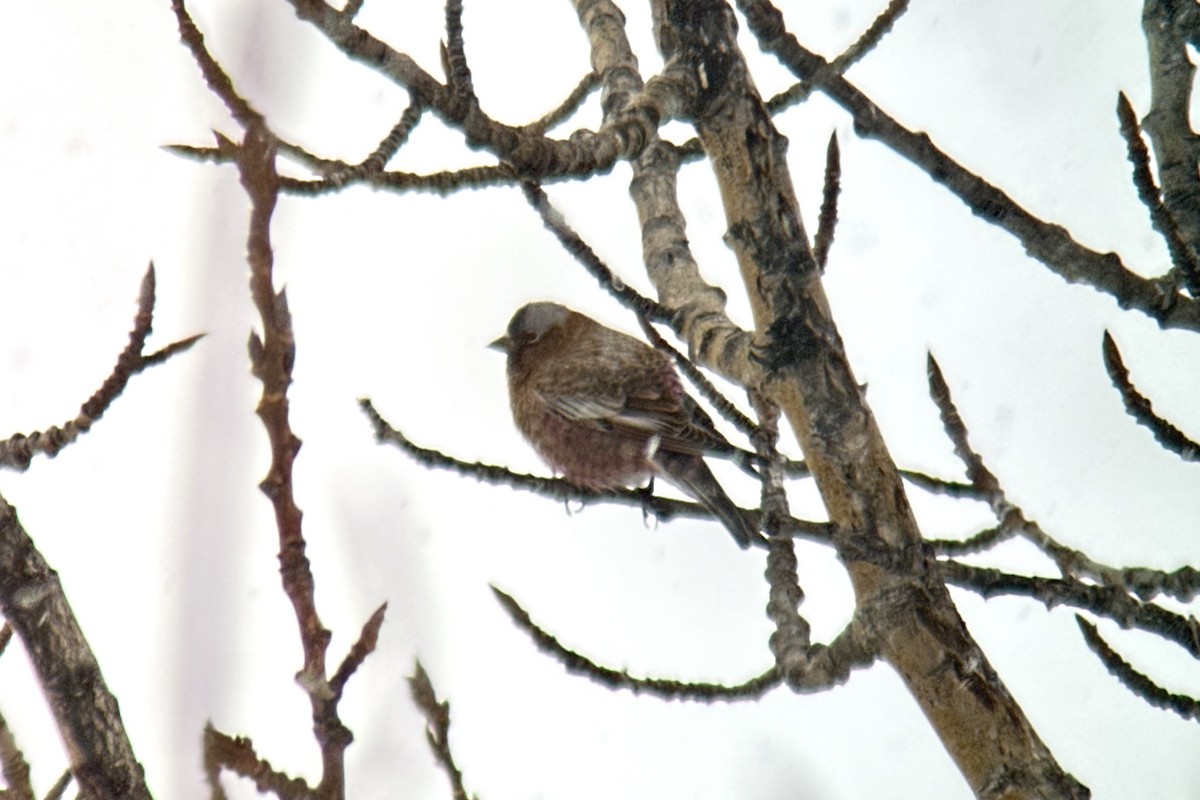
[{"xmin": 489, "ymin": 302, "xmax": 574, "ymax": 368}]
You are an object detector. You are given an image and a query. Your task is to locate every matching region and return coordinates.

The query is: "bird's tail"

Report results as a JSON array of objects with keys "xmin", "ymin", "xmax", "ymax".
[{"xmin": 653, "ymin": 450, "xmax": 762, "ymax": 549}]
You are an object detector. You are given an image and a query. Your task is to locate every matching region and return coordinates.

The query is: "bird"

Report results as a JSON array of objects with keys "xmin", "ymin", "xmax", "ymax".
[{"xmin": 490, "ymin": 301, "xmax": 761, "ymax": 549}]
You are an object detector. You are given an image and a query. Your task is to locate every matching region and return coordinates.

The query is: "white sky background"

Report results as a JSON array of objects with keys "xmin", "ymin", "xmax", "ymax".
[{"xmin": 0, "ymin": 0, "xmax": 1198, "ymax": 798}]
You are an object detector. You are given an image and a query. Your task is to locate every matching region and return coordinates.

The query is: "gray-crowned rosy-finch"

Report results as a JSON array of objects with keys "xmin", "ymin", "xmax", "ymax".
[{"xmin": 490, "ymin": 301, "xmax": 760, "ymax": 548}]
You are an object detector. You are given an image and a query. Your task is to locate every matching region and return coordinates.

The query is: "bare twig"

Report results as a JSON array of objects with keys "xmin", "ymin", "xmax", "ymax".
[
  {"xmin": 442, "ymin": 0, "xmax": 475, "ymax": 106},
  {"xmin": 0, "ymin": 266, "xmax": 202, "ymax": 472},
  {"xmin": 1118, "ymin": 563, "xmax": 1200, "ymax": 603},
  {"xmin": 279, "ymin": 162, "xmax": 518, "ymax": 196},
  {"xmin": 1076, "ymin": 616, "xmax": 1200, "ymax": 721},
  {"xmin": 163, "ymin": 91, "xmax": 524, "ymax": 198},
  {"xmin": 739, "ymin": 0, "xmax": 1200, "ymax": 332},
  {"xmin": 409, "ymin": 663, "xmax": 474, "ymax": 800},
  {"xmin": 928, "ymin": 354, "xmax": 1149, "ymax": 588},
  {"xmin": 202, "ymin": 725, "xmax": 311, "ymax": 800},
  {"xmin": 491, "ymin": 587, "xmax": 782, "ymax": 701},
  {"xmin": 926, "ymin": 525, "xmax": 1011, "ymax": 558},
  {"xmin": 813, "ymin": 132, "xmax": 841, "ymax": 271},
  {"xmin": 898, "ymin": 470, "xmax": 981, "ymax": 500},
  {"xmin": 320, "ymin": 101, "xmax": 427, "ymax": 186},
  {"xmin": 237, "ymin": 120, "xmax": 369, "ymax": 798},
  {"xmin": 359, "ymin": 398, "xmax": 833, "ymax": 544},
  {"xmin": 748, "ymin": 393, "xmax": 814, "ymax": 684},
  {"xmin": 170, "ymin": 0, "xmax": 262, "ymax": 128},
  {"xmin": 1102, "ymin": 331, "xmax": 1199, "ymax": 461},
  {"xmin": 1140, "ymin": 0, "xmax": 1200, "ymax": 287},
  {"xmin": 283, "ymin": 0, "xmax": 654, "ymax": 179},
  {"xmin": 766, "ymin": 0, "xmax": 912, "ymax": 114},
  {"xmin": 526, "ymin": 72, "xmax": 601, "ymax": 134},
  {"xmin": 520, "ymin": 181, "xmax": 672, "ymax": 321},
  {"xmin": 166, "ymin": 109, "xmax": 518, "ymax": 199},
  {"xmin": 43, "ymin": 771, "xmax": 73, "ymax": 800},
  {"xmin": 330, "ymin": 603, "xmax": 388, "ymax": 696},
  {"xmin": 1116, "ymin": 92, "xmax": 1200, "ymax": 293},
  {"xmin": 926, "ymin": 354, "xmax": 1006, "ymax": 499},
  {"xmin": 942, "ymin": 561, "xmax": 1200, "ymax": 657}
]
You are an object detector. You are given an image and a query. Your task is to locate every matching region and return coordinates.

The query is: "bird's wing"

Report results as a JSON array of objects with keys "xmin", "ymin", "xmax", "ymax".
[
  {"xmin": 537, "ymin": 387, "xmax": 734, "ymax": 458},
  {"xmin": 538, "ymin": 392, "xmax": 626, "ymax": 424}
]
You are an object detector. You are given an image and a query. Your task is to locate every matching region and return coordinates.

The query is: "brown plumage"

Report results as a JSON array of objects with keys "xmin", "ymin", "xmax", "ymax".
[{"xmin": 490, "ymin": 302, "xmax": 760, "ymax": 549}]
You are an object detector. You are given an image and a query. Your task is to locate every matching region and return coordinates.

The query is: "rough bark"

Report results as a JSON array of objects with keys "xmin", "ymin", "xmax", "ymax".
[{"xmin": 650, "ymin": 2, "xmax": 1088, "ymax": 797}]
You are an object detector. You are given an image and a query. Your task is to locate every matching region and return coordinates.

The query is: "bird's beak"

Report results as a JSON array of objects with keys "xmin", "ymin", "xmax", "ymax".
[{"xmin": 488, "ymin": 335, "xmax": 511, "ymax": 353}]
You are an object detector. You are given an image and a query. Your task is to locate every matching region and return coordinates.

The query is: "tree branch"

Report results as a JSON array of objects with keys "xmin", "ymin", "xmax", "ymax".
[
  {"xmin": 0, "ymin": 494, "xmax": 150, "ymax": 800},
  {"xmin": 655, "ymin": 2, "xmax": 1088, "ymax": 795},
  {"xmin": 738, "ymin": 0, "xmax": 1200, "ymax": 332},
  {"xmin": 1076, "ymin": 616, "xmax": 1200, "ymax": 722},
  {"xmin": 0, "ymin": 266, "xmax": 201, "ymax": 472},
  {"xmin": 491, "ymin": 586, "xmax": 782, "ymax": 701},
  {"xmin": 1102, "ymin": 331, "xmax": 1199, "ymax": 461}
]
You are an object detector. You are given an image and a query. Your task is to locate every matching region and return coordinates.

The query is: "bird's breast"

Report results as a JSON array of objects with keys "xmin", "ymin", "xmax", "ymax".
[{"xmin": 514, "ymin": 403, "xmax": 652, "ymax": 491}]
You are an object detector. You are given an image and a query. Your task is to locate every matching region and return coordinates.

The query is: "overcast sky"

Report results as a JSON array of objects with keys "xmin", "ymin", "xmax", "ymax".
[{"xmin": 0, "ymin": 1, "xmax": 1197, "ymax": 798}]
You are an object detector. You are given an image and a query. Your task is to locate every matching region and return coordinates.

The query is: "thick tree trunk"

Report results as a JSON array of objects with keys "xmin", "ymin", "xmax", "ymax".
[{"xmin": 651, "ymin": 2, "xmax": 1088, "ymax": 797}]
